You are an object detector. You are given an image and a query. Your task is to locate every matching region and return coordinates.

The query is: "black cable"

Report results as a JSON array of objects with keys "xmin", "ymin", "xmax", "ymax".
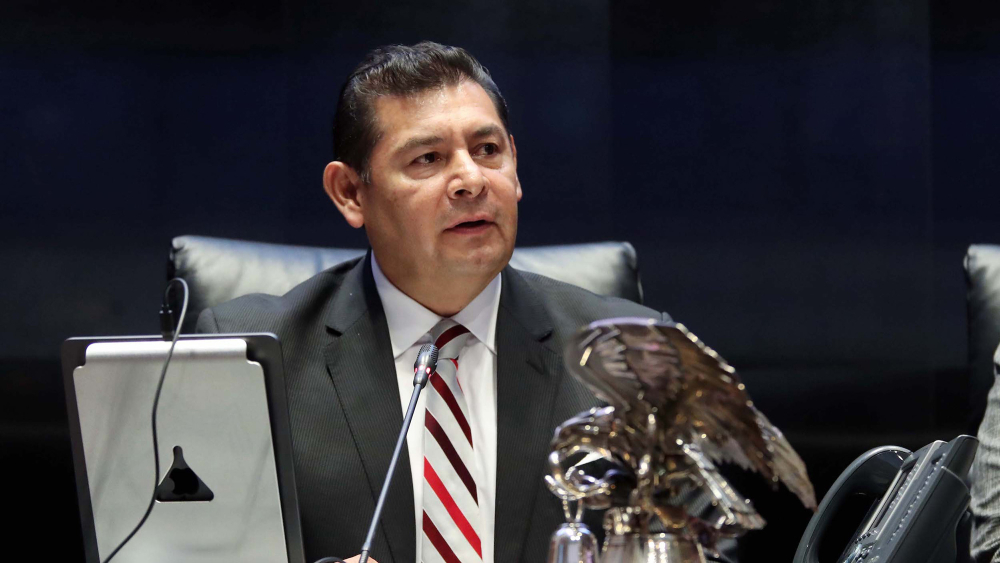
[
  {"xmin": 312, "ymin": 558, "xmax": 346, "ymax": 563},
  {"xmin": 101, "ymin": 277, "xmax": 189, "ymax": 563}
]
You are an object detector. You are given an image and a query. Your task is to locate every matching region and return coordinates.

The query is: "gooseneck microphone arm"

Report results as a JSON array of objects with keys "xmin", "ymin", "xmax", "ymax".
[{"xmin": 357, "ymin": 343, "xmax": 439, "ymax": 563}]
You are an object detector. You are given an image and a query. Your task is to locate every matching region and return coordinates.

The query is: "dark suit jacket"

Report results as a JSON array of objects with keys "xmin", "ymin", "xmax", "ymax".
[
  {"xmin": 196, "ymin": 252, "xmax": 669, "ymax": 563},
  {"xmin": 972, "ymin": 346, "xmax": 1000, "ymax": 563}
]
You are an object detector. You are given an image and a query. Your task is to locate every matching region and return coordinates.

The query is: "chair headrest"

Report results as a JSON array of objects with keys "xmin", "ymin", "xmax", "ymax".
[{"xmin": 169, "ymin": 235, "xmax": 644, "ymax": 332}]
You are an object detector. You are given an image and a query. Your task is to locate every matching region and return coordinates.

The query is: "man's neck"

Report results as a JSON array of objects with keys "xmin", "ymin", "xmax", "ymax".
[{"xmin": 373, "ymin": 256, "xmax": 498, "ymax": 317}]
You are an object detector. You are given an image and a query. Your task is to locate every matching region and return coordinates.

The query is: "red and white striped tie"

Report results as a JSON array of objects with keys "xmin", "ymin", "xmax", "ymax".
[{"xmin": 422, "ymin": 320, "xmax": 482, "ymax": 563}]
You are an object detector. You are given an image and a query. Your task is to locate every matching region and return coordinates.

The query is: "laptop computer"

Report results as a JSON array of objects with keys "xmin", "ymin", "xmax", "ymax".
[{"xmin": 62, "ymin": 333, "xmax": 305, "ymax": 563}]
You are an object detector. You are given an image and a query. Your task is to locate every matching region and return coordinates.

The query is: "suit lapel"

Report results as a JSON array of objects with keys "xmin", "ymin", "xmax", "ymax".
[
  {"xmin": 494, "ymin": 267, "xmax": 563, "ymax": 563},
  {"xmin": 324, "ymin": 253, "xmax": 415, "ymax": 563}
]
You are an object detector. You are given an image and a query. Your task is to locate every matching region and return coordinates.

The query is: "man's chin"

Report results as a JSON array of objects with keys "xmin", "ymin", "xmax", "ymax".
[{"xmin": 442, "ymin": 246, "xmax": 511, "ymax": 278}]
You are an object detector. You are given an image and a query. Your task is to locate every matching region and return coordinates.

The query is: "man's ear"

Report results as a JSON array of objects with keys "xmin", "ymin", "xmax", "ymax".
[
  {"xmin": 510, "ymin": 134, "xmax": 522, "ymax": 201},
  {"xmin": 323, "ymin": 161, "xmax": 365, "ymax": 229}
]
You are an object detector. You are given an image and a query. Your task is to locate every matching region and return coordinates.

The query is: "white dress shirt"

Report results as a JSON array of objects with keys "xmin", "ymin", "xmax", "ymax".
[{"xmin": 371, "ymin": 256, "xmax": 500, "ymax": 563}]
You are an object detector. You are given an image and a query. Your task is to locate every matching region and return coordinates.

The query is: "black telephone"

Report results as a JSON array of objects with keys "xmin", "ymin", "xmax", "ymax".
[{"xmin": 793, "ymin": 434, "xmax": 978, "ymax": 563}]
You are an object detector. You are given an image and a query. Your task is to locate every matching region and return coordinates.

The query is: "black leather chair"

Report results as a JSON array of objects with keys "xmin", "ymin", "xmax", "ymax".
[
  {"xmin": 168, "ymin": 235, "xmax": 645, "ymax": 332},
  {"xmin": 965, "ymin": 244, "xmax": 1000, "ymax": 428}
]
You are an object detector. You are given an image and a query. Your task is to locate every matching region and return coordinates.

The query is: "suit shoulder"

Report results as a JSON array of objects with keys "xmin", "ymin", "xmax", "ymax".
[
  {"xmin": 199, "ymin": 257, "xmax": 361, "ymax": 333},
  {"xmin": 514, "ymin": 269, "xmax": 670, "ymax": 324}
]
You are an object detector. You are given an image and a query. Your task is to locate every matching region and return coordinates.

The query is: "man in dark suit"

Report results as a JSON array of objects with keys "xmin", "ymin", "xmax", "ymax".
[
  {"xmin": 972, "ymin": 346, "xmax": 1000, "ymax": 562},
  {"xmin": 197, "ymin": 42, "xmax": 670, "ymax": 563}
]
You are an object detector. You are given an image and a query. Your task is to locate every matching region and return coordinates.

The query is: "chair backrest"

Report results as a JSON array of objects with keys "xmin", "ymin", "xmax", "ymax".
[
  {"xmin": 965, "ymin": 244, "xmax": 1000, "ymax": 426},
  {"xmin": 168, "ymin": 235, "xmax": 645, "ymax": 332}
]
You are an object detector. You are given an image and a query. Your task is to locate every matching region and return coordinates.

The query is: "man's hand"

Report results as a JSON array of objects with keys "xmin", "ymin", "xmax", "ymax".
[{"xmin": 343, "ymin": 557, "xmax": 379, "ymax": 563}]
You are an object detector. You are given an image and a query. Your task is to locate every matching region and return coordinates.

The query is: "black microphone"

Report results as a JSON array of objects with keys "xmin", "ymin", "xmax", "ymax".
[
  {"xmin": 412, "ymin": 344, "xmax": 439, "ymax": 387},
  {"xmin": 356, "ymin": 343, "xmax": 439, "ymax": 563}
]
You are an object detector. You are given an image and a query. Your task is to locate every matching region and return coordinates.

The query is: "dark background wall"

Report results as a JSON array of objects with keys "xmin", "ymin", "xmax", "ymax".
[{"xmin": 3, "ymin": 0, "xmax": 1000, "ymax": 560}]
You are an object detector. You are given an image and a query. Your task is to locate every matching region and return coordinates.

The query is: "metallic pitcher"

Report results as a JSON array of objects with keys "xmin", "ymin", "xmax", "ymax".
[
  {"xmin": 548, "ymin": 521, "xmax": 600, "ymax": 563},
  {"xmin": 545, "ymin": 318, "xmax": 818, "ymax": 563},
  {"xmin": 603, "ymin": 534, "xmax": 704, "ymax": 563}
]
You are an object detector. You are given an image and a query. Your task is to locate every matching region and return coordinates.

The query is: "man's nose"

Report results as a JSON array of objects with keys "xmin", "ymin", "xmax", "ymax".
[{"xmin": 447, "ymin": 150, "xmax": 486, "ymax": 198}]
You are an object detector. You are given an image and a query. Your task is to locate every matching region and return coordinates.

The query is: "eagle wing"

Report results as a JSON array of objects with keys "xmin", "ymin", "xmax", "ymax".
[
  {"xmin": 565, "ymin": 317, "xmax": 816, "ymax": 511},
  {"xmin": 565, "ymin": 318, "xmax": 653, "ymax": 414}
]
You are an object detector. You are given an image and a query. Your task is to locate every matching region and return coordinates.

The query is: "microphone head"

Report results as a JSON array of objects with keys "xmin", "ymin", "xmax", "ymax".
[{"xmin": 413, "ymin": 343, "xmax": 439, "ymax": 386}]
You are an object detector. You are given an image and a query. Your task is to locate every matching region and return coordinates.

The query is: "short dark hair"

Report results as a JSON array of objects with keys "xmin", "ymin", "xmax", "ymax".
[{"xmin": 333, "ymin": 41, "xmax": 511, "ymax": 183}]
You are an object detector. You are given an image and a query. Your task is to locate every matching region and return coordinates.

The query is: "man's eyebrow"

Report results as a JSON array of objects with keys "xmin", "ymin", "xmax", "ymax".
[
  {"xmin": 396, "ymin": 135, "xmax": 445, "ymax": 154},
  {"xmin": 394, "ymin": 126, "xmax": 505, "ymax": 155},
  {"xmin": 471, "ymin": 124, "xmax": 505, "ymax": 140}
]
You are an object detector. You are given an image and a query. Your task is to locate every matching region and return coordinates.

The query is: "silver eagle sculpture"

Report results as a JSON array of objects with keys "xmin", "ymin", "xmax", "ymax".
[{"xmin": 545, "ymin": 318, "xmax": 817, "ymax": 562}]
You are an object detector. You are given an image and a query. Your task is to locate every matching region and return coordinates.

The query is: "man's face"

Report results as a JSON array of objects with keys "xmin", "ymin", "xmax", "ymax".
[{"xmin": 359, "ymin": 80, "xmax": 521, "ymax": 287}]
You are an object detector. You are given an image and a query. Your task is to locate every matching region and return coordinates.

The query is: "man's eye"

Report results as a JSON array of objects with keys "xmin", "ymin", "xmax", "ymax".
[
  {"xmin": 479, "ymin": 143, "xmax": 499, "ymax": 156},
  {"xmin": 413, "ymin": 153, "xmax": 437, "ymax": 165}
]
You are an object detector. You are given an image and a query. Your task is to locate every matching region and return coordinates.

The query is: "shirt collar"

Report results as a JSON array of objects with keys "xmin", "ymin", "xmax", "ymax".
[{"xmin": 371, "ymin": 254, "xmax": 501, "ymax": 359}]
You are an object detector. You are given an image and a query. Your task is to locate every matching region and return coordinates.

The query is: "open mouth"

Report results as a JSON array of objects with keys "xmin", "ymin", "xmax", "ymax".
[
  {"xmin": 448, "ymin": 219, "xmax": 492, "ymax": 232},
  {"xmin": 454, "ymin": 220, "xmax": 489, "ymax": 228}
]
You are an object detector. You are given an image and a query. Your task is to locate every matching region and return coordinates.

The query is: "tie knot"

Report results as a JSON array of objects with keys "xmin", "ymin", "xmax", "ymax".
[{"xmin": 432, "ymin": 319, "xmax": 472, "ymax": 360}]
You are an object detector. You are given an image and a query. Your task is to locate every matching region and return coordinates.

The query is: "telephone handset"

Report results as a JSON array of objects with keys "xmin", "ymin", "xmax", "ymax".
[{"xmin": 794, "ymin": 435, "xmax": 978, "ymax": 563}]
